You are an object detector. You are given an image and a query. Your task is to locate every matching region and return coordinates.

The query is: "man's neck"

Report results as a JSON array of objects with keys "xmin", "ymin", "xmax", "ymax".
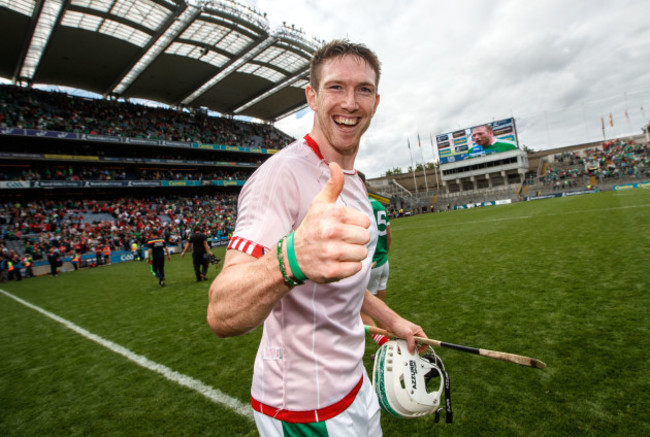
[{"xmin": 306, "ymin": 131, "xmax": 358, "ymax": 171}]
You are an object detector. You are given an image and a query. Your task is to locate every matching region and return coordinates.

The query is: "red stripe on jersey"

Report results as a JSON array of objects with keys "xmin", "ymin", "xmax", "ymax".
[
  {"xmin": 251, "ymin": 375, "xmax": 363, "ymax": 423},
  {"xmin": 227, "ymin": 236, "xmax": 265, "ymax": 259},
  {"xmin": 304, "ymin": 134, "xmax": 358, "ymax": 177},
  {"xmin": 304, "ymin": 134, "xmax": 324, "ymax": 160}
]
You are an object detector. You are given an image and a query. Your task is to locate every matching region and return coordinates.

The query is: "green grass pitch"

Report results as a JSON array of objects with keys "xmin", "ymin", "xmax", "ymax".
[{"xmin": 1, "ymin": 188, "xmax": 649, "ymax": 436}]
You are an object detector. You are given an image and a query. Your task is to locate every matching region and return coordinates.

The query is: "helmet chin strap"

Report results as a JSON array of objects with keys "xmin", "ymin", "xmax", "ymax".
[
  {"xmin": 434, "ymin": 369, "xmax": 453, "ymax": 423},
  {"xmin": 423, "ymin": 348, "xmax": 452, "ymax": 424}
]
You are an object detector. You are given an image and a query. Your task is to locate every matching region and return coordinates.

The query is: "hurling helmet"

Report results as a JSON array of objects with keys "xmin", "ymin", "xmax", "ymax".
[{"xmin": 372, "ymin": 339, "xmax": 448, "ymax": 419}]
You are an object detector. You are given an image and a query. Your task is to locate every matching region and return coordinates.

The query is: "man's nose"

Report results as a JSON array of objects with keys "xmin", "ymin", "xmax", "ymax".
[{"xmin": 341, "ymin": 89, "xmax": 359, "ymax": 110}]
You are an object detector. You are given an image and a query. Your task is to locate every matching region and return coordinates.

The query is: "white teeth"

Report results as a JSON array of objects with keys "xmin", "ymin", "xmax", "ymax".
[{"xmin": 335, "ymin": 116, "xmax": 357, "ymax": 126}]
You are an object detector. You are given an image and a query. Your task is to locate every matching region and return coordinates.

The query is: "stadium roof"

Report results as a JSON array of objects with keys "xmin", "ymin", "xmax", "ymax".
[{"xmin": 0, "ymin": 0, "xmax": 322, "ymax": 122}]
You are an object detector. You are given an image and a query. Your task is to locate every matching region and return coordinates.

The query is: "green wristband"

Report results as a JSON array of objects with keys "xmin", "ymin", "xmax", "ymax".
[
  {"xmin": 277, "ymin": 236, "xmax": 302, "ymax": 287},
  {"xmin": 286, "ymin": 231, "xmax": 308, "ymax": 282}
]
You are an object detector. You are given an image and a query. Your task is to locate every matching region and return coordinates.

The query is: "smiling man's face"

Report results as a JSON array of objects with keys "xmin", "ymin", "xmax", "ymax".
[{"xmin": 306, "ymin": 54, "xmax": 380, "ymax": 169}]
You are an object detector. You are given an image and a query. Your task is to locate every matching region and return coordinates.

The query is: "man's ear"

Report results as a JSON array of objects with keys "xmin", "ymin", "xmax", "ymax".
[
  {"xmin": 372, "ymin": 93, "xmax": 380, "ymax": 116},
  {"xmin": 306, "ymin": 84, "xmax": 318, "ymax": 111}
]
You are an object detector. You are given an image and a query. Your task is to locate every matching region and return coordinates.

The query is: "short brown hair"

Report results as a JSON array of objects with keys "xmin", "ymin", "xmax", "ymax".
[
  {"xmin": 474, "ymin": 124, "xmax": 494, "ymax": 134},
  {"xmin": 309, "ymin": 39, "xmax": 381, "ymax": 91}
]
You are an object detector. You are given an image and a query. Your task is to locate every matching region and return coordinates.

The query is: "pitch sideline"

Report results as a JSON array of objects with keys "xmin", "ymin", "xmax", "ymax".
[{"xmin": 0, "ymin": 288, "xmax": 254, "ymax": 421}]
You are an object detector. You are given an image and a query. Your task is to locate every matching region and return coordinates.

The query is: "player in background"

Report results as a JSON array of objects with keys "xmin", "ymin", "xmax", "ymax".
[{"xmin": 359, "ymin": 171, "xmax": 392, "ymax": 347}]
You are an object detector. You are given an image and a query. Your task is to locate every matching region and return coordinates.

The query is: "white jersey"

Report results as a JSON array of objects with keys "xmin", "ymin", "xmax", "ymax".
[{"xmin": 228, "ymin": 135, "xmax": 377, "ymax": 419}]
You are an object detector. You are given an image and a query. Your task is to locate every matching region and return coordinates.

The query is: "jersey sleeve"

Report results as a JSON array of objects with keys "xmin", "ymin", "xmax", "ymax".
[{"xmin": 229, "ymin": 155, "xmax": 301, "ymax": 257}]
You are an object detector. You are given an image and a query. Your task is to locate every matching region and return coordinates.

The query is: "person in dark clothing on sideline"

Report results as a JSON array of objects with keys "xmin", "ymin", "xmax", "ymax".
[
  {"xmin": 47, "ymin": 247, "xmax": 61, "ymax": 276},
  {"xmin": 145, "ymin": 232, "xmax": 171, "ymax": 286},
  {"xmin": 181, "ymin": 226, "xmax": 212, "ymax": 281}
]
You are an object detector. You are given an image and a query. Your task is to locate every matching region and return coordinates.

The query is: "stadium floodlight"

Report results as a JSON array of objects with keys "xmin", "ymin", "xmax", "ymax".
[
  {"xmin": 18, "ymin": 0, "xmax": 65, "ymax": 83},
  {"xmin": 112, "ymin": 4, "xmax": 201, "ymax": 95}
]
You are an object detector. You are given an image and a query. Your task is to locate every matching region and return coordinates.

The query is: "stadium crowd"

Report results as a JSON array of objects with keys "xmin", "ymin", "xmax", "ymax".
[
  {"xmin": 0, "ymin": 84, "xmax": 293, "ymax": 149},
  {"xmin": 0, "ymin": 194, "xmax": 237, "ymax": 280},
  {"xmin": 536, "ymin": 139, "xmax": 649, "ymax": 189},
  {"xmin": 0, "ymin": 166, "xmax": 251, "ymax": 182}
]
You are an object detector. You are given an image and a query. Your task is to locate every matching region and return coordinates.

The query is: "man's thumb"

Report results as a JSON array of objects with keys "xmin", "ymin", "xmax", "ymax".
[{"xmin": 314, "ymin": 162, "xmax": 344, "ymax": 204}]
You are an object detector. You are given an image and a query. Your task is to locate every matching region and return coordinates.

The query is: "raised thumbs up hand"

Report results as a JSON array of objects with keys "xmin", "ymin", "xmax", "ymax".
[
  {"xmin": 312, "ymin": 160, "xmax": 346, "ymax": 205},
  {"xmin": 290, "ymin": 162, "xmax": 371, "ymax": 283}
]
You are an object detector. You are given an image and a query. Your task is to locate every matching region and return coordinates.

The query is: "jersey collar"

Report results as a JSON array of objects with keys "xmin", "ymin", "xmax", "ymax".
[
  {"xmin": 303, "ymin": 134, "xmax": 358, "ymax": 176},
  {"xmin": 304, "ymin": 134, "xmax": 324, "ymax": 160}
]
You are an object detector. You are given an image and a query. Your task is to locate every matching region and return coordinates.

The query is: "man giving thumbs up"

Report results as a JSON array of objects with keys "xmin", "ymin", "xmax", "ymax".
[{"xmin": 207, "ymin": 39, "xmax": 427, "ymax": 436}]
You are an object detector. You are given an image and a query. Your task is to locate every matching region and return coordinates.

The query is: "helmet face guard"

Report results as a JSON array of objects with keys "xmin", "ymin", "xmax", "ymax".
[{"xmin": 372, "ymin": 339, "xmax": 448, "ymax": 419}]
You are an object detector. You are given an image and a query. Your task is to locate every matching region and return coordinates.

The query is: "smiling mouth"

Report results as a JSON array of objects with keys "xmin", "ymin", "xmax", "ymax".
[{"xmin": 334, "ymin": 115, "xmax": 359, "ymax": 127}]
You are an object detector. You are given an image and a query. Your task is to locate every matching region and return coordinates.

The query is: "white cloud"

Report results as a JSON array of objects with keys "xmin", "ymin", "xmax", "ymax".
[{"xmin": 257, "ymin": 0, "xmax": 650, "ymax": 177}]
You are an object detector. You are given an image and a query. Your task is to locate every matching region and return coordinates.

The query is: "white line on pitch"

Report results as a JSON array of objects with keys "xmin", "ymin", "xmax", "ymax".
[{"xmin": 0, "ymin": 288, "xmax": 254, "ymax": 421}]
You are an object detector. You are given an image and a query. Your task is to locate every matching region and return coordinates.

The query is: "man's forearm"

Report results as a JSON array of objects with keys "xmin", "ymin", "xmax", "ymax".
[
  {"xmin": 386, "ymin": 225, "xmax": 392, "ymax": 251},
  {"xmin": 361, "ymin": 290, "xmax": 427, "ymax": 354},
  {"xmin": 207, "ymin": 250, "xmax": 291, "ymax": 337},
  {"xmin": 361, "ymin": 290, "xmax": 401, "ymax": 328}
]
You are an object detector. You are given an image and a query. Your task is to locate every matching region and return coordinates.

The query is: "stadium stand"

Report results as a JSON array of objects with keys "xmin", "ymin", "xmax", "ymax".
[
  {"xmin": 0, "ymin": 0, "xmax": 325, "ymax": 279},
  {"xmin": 367, "ymin": 136, "xmax": 649, "ymax": 214},
  {"xmin": 0, "ymin": 85, "xmax": 293, "ymax": 148},
  {"xmin": 521, "ymin": 139, "xmax": 649, "ymax": 196},
  {"xmin": 0, "ymin": 84, "xmax": 292, "ymax": 279},
  {"xmin": 0, "ymin": 84, "xmax": 290, "ymax": 198}
]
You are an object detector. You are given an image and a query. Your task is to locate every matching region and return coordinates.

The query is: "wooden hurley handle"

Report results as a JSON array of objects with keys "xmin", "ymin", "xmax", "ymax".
[{"xmin": 366, "ymin": 326, "xmax": 546, "ymax": 369}]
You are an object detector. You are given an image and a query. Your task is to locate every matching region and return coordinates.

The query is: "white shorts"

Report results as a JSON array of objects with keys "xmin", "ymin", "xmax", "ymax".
[
  {"xmin": 367, "ymin": 262, "xmax": 389, "ymax": 295},
  {"xmin": 253, "ymin": 368, "xmax": 381, "ymax": 437}
]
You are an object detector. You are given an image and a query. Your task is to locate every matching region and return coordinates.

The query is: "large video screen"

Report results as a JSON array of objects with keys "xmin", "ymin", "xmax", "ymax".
[{"xmin": 436, "ymin": 118, "xmax": 519, "ymax": 164}]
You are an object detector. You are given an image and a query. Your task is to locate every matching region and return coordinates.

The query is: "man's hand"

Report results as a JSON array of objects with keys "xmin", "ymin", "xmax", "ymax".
[
  {"xmin": 387, "ymin": 320, "xmax": 429, "ymax": 355},
  {"xmin": 361, "ymin": 291, "xmax": 428, "ymax": 355},
  {"xmin": 291, "ymin": 162, "xmax": 371, "ymax": 283}
]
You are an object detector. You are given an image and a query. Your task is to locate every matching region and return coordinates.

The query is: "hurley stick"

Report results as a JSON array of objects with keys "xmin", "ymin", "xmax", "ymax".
[{"xmin": 366, "ymin": 326, "xmax": 546, "ymax": 369}]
